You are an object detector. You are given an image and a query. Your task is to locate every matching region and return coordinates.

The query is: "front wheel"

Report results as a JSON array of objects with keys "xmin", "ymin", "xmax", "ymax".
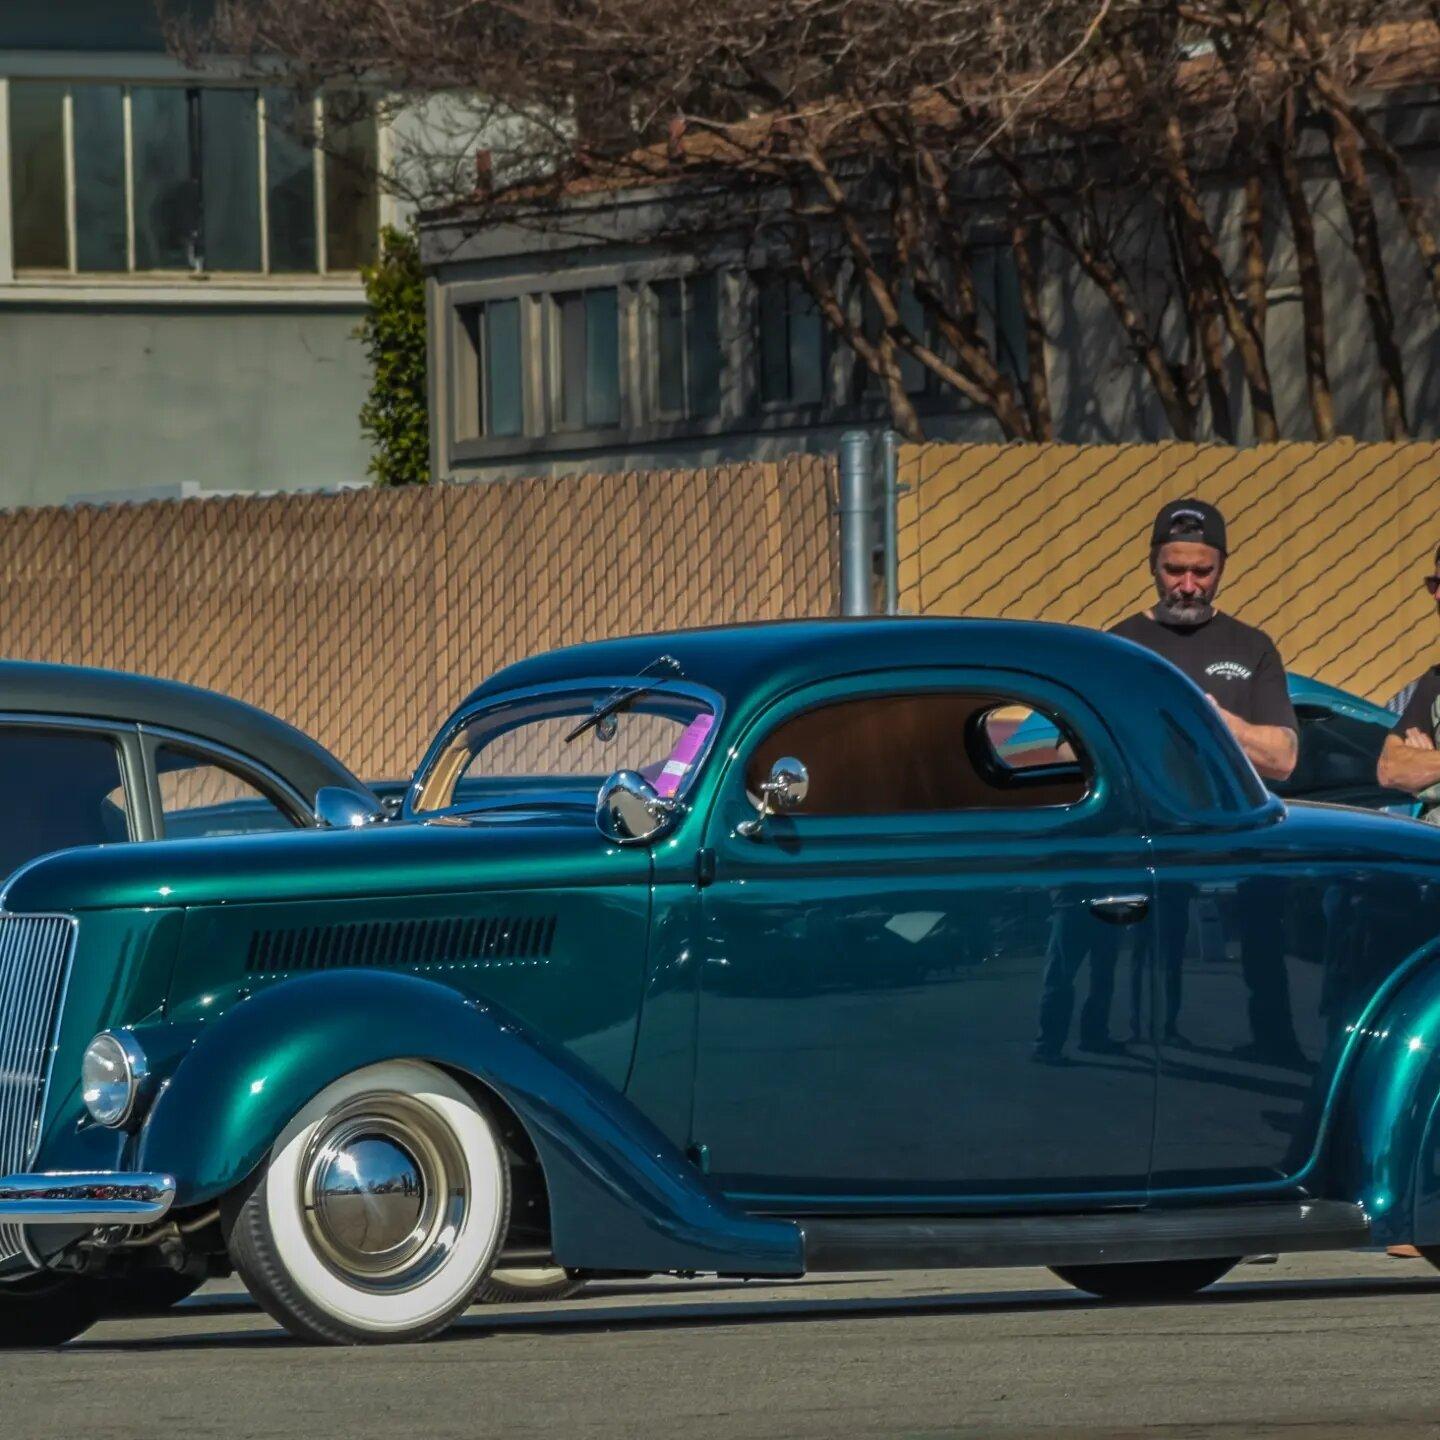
[
  {"xmin": 226, "ymin": 1060, "xmax": 510, "ymax": 1345},
  {"xmin": 1052, "ymin": 1256, "xmax": 1239, "ymax": 1301},
  {"xmin": 0, "ymin": 1272, "xmax": 100, "ymax": 1348}
]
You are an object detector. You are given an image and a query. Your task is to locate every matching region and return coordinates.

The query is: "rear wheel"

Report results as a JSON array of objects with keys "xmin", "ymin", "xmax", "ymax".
[
  {"xmin": 477, "ymin": 1266, "xmax": 583, "ymax": 1305},
  {"xmin": 226, "ymin": 1060, "xmax": 510, "ymax": 1345},
  {"xmin": 0, "ymin": 1272, "xmax": 100, "ymax": 1348},
  {"xmin": 1052, "ymin": 1257, "xmax": 1239, "ymax": 1300}
]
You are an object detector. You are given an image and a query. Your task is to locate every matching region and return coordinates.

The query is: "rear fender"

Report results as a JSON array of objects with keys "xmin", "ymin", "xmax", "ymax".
[
  {"xmin": 137, "ymin": 971, "xmax": 800, "ymax": 1276},
  {"xmin": 1323, "ymin": 957, "xmax": 1440, "ymax": 1245}
]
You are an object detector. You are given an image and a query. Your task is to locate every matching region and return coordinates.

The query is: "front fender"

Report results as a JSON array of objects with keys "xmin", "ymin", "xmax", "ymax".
[{"xmin": 137, "ymin": 971, "xmax": 800, "ymax": 1276}]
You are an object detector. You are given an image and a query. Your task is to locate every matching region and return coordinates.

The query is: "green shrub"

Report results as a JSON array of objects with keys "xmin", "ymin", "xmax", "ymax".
[{"xmin": 358, "ymin": 225, "xmax": 430, "ymax": 485}]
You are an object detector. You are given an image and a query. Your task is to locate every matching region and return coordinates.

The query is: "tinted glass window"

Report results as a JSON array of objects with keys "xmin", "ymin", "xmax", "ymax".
[
  {"xmin": 263, "ymin": 88, "xmax": 317, "ymax": 272},
  {"xmin": 0, "ymin": 729, "xmax": 130, "ymax": 876},
  {"xmin": 72, "ymin": 85, "xmax": 127, "ymax": 272},
  {"xmin": 132, "ymin": 85, "xmax": 195, "ymax": 270},
  {"xmin": 155, "ymin": 745, "xmax": 296, "ymax": 838},
  {"xmin": 10, "ymin": 82, "xmax": 67, "ymax": 269},
  {"xmin": 200, "ymin": 88, "xmax": 262, "ymax": 272},
  {"xmin": 746, "ymin": 692, "xmax": 1088, "ymax": 816}
]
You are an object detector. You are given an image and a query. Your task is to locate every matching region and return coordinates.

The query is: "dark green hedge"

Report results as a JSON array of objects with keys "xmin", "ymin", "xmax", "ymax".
[{"xmin": 358, "ymin": 225, "xmax": 430, "ymax": 486}]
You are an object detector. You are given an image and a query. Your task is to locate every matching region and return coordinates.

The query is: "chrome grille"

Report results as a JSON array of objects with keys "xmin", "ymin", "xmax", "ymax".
[{"xmin": 0, "ymin": 915, "xmax": 77, "ymax": 1267}]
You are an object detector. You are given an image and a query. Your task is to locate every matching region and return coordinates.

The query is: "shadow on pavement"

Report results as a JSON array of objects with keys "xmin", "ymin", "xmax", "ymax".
[{"xmin": 65, "ymin": 1268, "xmax": 1440, "ymax": 1354}]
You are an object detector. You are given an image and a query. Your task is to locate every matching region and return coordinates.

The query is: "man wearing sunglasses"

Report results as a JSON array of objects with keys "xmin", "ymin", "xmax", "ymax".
[{"xmin": 1376, "ymin": 551, "xmax": 1440, "ymax": 819}]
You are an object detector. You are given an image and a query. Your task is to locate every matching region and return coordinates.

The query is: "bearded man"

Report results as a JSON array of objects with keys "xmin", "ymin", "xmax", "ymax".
[{"xmin": 1111, "ymin": 499, "xmax": 1298, "ymax": 781}]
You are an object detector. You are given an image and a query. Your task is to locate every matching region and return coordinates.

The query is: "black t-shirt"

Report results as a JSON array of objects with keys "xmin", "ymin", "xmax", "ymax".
[
  {"xmin": 1392, "ymin": 668, "xmax": 1440, "ymax": 744},
  {"xmin": 1110, "ymin": 611, "xmax": 1298, "ymax": 731}
]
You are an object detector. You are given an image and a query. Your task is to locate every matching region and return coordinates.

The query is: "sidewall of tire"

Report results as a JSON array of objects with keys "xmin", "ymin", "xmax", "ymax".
[{"xmin": 228, "ymin": 1060, "xmax": 509, "ymax": 1344}]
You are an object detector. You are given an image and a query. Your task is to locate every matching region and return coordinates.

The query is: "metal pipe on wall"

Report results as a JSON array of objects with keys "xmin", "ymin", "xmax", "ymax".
[
  {"xmin": 838, "ymin": 431, "xmax": 873, "ymax": 616},
  {"xmin": 880, "ymin": 430, "xmax": 900, "ymax": 616}
]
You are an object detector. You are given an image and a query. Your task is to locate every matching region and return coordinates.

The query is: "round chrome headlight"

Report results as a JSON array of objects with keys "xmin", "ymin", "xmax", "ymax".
[{"xmin": 81, "ymin": 1030, "xmax": 148, "ymax": 1128}]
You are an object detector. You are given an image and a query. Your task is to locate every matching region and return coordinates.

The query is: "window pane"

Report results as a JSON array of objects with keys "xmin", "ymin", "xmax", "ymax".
[
  {"xmin": 688, "ymin": 272, "xmax": 721, "ymax": 417},
  {"xmin": 10, "ymin": 83, "xmax": 67, "ymax": 269},
  {"xmin": 322, "ymin": 95, "xmax": 377, "ymax": 271},
  {"xmin": 897, "ymin": 282, "xmax": 927, "ymax": 394},
  {"xmin": 0, "ymin": 729, "xmax": 129, "ymax": 875},
  {"xmin": 757, "ymin": 274, "xmax": 789, "ymax": 404},
  {"xmin": 263, "ymin": 88, "xmax": 317, "ymax": 272},
  {"xmin": 200, "ymin": 88, "xmax": 260, "ymax": 271},
  {"xmin": 745, "ymin": 692, "xmax": 1088, "ymax": 815},
  {"xmin": 154, "ymin": 745, "xmax": 294, "ymax": 838},
  {"xmin": 484, "ymin": 298, "xmax": 522, "ymax": 438},
  {"xmin": 72, "ymin": 85, "xmax": 126, "ymax": 272},
  {"xmin": 584, "ymin": 287, "xmax": 620, "ymax": 426},
  {"xmin": 787, "ymin": 281, "xmax": 823, "ymax": 405},
  {"xmin": 132, "ymin": 86, "xmax": 196, "ymax": 270},
  {"xmin": 654, "ymin": 279, "xmax": 684, "ymax": 414},
  {"xmin": 557, "ymin": 291, "xmax": 587, "ymax": 428}
]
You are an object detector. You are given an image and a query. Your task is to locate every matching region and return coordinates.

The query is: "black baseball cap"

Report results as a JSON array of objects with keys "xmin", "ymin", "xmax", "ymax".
[{"xmin": 1151, "ymin": 498, "xmax": 1227, "ymax": 555}]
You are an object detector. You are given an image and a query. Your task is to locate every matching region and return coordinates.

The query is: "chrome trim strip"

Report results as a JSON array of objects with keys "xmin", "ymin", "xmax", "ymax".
[{"xmin": 0, "ymin": 1172, "xmax": 176, "ymax": 1226}]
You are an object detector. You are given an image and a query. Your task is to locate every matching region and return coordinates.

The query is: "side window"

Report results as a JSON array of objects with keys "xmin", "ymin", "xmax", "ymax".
[
  {"xmin": 154, "ymin": 745, "xmax": 299, "ymax": 839},
  {"xmin": 0, "ymin": 727, "xmax": 131, "ymax": 875},
  {"xmin": 745, "ymin": 692, "xmax": 1089, "ymax": 816}
]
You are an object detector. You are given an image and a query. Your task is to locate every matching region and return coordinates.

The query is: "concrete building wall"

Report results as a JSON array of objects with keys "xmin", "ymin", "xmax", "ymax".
[
  {"xmin": 0, "ymin": 303, "xmax": 370, "ymax": 506},
  {"xmin": 0, "ymin": 0, "xmax": 383, "ymax": 507}
]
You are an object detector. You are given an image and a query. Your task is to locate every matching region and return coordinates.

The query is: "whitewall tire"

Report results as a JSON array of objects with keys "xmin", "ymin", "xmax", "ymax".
[{"xmin": 226, "ymin": 1060, "xmax": 509, "ymax": 1345}]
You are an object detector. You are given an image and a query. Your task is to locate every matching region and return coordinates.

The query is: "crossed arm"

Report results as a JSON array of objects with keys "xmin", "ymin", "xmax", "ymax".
[{"xmin": 1377, "ymin": 728, "xmax": 1440, "ymax": 794}]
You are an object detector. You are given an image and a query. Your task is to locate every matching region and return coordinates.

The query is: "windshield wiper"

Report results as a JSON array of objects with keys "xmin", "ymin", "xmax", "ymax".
[{"xmin": 563, "ymin": 654, "xmax": 684, "ymax": 744}]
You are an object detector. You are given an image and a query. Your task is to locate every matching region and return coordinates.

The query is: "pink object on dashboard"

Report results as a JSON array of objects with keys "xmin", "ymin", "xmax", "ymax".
[{"xmin": 654, "ymin": 712, "xmax": 715, "ymax": 796}]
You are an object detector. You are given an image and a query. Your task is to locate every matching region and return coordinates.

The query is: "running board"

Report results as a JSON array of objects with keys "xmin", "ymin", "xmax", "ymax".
[{"xmin": 799, "ymin": 1200, "xmax": 1370, "ymax": 1272}]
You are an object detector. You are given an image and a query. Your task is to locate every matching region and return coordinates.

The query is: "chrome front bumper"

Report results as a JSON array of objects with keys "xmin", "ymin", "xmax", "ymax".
[{"xmin": 0, "ymin": 1173, "xmax": 176, "ymax": 1226}]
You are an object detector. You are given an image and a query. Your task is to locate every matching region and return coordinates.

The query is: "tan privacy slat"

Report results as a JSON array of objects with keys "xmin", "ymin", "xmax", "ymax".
[
  {"xmin": 0, "ymin": 461, "xmax": 838, "ymax": 782},
  {"xmin": 899, "ymin": 440, "xmax": 1440, "ymax": 707}
]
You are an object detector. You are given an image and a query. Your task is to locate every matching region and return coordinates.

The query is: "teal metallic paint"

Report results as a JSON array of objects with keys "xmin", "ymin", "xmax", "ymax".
[
  {"xmin": 18, "ymin": 618, "xmax": 1440, "ymax": 1277},
  {"xmin": 135, "ymin": 970, "xmax": 803, "ymax": 1275}
]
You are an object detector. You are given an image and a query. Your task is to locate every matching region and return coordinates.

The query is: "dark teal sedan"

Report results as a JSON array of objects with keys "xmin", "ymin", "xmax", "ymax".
[{"xmin": 5, "ymin": 618, "xmax": 1440, "ymax": 1347}]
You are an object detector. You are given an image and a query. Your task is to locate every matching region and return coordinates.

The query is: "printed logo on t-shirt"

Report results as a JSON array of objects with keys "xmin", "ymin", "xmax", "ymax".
[{"xmin": 1205, "ymin": 660, "xmax": 1253, "ymax": 681}]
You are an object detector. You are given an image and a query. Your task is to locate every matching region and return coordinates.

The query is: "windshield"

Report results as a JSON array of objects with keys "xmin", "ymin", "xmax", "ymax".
[{"xmin": 412, "ymin": 684, "xmax": 719, "ymax": 815}]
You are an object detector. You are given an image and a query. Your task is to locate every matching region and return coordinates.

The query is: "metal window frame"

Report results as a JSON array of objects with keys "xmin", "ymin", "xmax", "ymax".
[
  {"xmin": 137, "ymin": 723, "xmax": 316, "ymax": 835},
  {"xmin": 2, "ymin": 67, "xmax": 387, "ymax": 288},
  {"xmin": 0, "ymin": 714, "xmax": 152, "ymax": 842}
]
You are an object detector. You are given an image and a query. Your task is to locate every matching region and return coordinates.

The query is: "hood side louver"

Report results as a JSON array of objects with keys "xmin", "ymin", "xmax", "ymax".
[{"xmin": 244, "ymin": 914, "xmax": 559, "ymax": 977}]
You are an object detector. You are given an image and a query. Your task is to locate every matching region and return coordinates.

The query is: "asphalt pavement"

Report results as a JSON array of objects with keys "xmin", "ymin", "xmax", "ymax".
[{"xmin": 7, "ymin": 1251, "xmax": 1440, "ymax": 1439}]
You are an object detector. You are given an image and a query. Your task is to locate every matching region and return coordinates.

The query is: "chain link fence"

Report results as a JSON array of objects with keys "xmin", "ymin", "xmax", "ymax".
[
  {"xmin": 897, "ymin": 441, "xmax": 1440, "ymax": 708},
  {"xmin": 0, "ymin": 458, "xmax": 838, "ymax": 781}
]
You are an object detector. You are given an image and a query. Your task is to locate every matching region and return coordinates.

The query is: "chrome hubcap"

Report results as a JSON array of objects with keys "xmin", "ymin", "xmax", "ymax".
[{"xmin": 300, "ymin": 1093, "xmax": 469, "ymax": 1293}]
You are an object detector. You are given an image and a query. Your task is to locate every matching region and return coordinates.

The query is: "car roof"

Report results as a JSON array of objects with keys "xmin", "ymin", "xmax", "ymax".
[
  {"xmin": 1287, "ymin": 672, "xmax": 1397, "ymax": 727},
  {"xmin": 0, "ymin": 659, "xmax": 360, "ymax": 801},
  {"xmin": 463, "ymin": 616, "xmax": 1181, "ymax": 712}
]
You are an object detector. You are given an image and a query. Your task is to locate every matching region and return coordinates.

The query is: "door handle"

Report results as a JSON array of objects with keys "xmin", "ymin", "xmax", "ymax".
[{"xmin": 1085, "ymin": 894, "xmax": 1150, "ymax": 924}]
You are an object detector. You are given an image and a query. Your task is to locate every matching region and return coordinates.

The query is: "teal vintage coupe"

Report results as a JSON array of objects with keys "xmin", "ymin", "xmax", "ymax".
[{"xmin": 7, "ymin": 618, "xmax": 1440, "ymax": 1346}]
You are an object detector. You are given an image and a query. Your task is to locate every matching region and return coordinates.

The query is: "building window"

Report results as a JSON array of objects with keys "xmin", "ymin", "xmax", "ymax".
[
  {"xmin": 757, "ymin": 275, "xmax": 824, "ymax": 406},
  {"xmin": 461, "ymin": 297, "xmax": 524, "ymax": 438},
  {"xmin": 551, "ymin": 287, "xmax": 620, "ymax": 430},
  {"xmin": 858, "ymin": 251, "xmax": 1028, "ymax": 401},
  {"xmin": 652, "ymin": 273, "xmax": 721, "ymax": 419},
  {"xmin": 7, "ymin": 81, "xmax": 378, "ymax": 276}
]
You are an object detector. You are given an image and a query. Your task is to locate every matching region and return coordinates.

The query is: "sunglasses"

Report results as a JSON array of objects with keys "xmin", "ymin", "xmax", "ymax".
[{"xmin": 1427, "ymin": 576, "xmax": 1440, "ymax": 596}]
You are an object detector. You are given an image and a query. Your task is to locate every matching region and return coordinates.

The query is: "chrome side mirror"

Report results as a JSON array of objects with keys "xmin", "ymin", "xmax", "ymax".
[
  {"xmin": 314, "ymin": 786, "xmax": 384, "ymax": 829},
  {"xmin": 596, "ymin": 770, "xmax": 680, "ymax": 845},
  {"xmin": 738, "ymin": 756, "xmax": 809, "ymax": 838}
]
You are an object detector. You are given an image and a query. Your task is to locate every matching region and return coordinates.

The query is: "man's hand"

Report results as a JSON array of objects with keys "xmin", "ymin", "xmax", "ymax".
[
  {"xmin": 1379, "ymin": 729, "xmax": 1440, "ymax": 793},
  {"xmin": 1207, "ymin": 694, "xmax": 1299, "ymax": 780}
]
